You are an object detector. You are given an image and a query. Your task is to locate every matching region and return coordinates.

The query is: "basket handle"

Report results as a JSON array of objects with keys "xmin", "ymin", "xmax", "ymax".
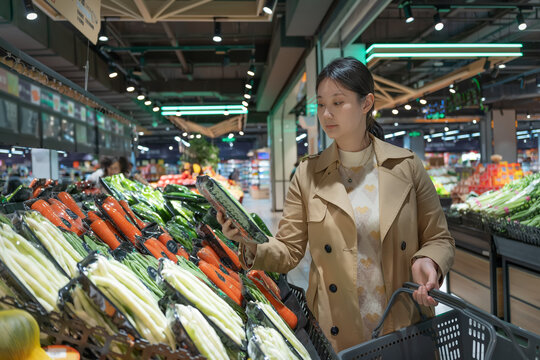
[{"xmin": 372, "ymin": 282, "xmax": 528, "ymax": 360}]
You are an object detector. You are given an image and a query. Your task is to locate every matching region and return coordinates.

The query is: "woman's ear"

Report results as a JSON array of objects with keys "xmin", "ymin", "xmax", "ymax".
[{"xmin": 362, "ymin": 93, "xmax": 375, "ymax": 114}]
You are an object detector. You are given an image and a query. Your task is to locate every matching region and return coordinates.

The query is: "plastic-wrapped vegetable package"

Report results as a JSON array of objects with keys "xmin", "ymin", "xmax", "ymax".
[
  {"xmin": 247, "ymin": 323, "xmax": 300, "ymax": 360},
  {"xmin": 167, "ymin": 304, "xmax": 228, "ymax": 360},
  {"xmin": 159, "ymin": 259, "xmax": 246, "ymax": 350},
  {"xmin": 196, "ymin": 175, "xmax": 269, "ymax": 244},
  {"xmin": 0, "ymin": 224, "xmax": 69, "ymax": 313},
  {"xmin": 82, "ymin": 255, "xmax": 175, "ymax": 348}
]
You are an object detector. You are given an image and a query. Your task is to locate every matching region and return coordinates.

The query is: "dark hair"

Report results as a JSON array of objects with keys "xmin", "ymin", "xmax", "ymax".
[
  {"xmin": 118, "ymin": 156, "xmax": 132, "ymax": 175},
  {"xmin": 99, "ymin": 156, "xmax": 116, "ymax": 170},
  {"xmin": 316, "ymin": 57, "xmax": 384, "ymax": 141}
]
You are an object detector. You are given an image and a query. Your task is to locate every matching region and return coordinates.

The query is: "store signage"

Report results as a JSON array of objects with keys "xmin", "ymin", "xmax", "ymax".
[
  {"xmin": 44, "ymin": 0, "xmax": 101, "ymax": 45},
  {"xmin": 30, "ymin": 84, "xmax": 40, "ymax": 105},
  {"xmin": 7, "ymin": 72, "xmax": 18, "ymax": 97},
  {"xmin": 222, "ymin": 137, "xmax": 235, "ymax": 143},
  {"xmin": 18, "ymin": 79, "xmax": 31, "ymax": 102},
  {"xmin": 409, "ymin": 131, "xmax": 422, "ymax": 137}
]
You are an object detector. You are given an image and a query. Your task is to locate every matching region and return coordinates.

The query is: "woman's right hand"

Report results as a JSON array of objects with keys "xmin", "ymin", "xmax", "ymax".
[
  {"xmin": 216, "ymin": 211, "xmax": 244, "ymax": 243},
  {"xmin": 216, "ymin": 211, "xmax": 259, "ymax": 257}
]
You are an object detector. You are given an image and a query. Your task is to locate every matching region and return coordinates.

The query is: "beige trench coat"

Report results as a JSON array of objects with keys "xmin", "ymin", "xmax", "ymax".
[{"xmin": 240, "ymin": 135, "xmax": 455, "ymax": 352}]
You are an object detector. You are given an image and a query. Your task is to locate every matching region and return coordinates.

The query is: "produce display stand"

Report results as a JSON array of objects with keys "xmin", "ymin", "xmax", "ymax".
[
  {"xmin": 0, "ymin": 281, "xmax": 338, "ymax": 360},
  {"xmin": 338, "ymin": 282, "xmax": 539, "ymax": 360},
  {"xmin": 492, "ymin": 234, "xmax": 540, "ymax": 334},
  {"xmin": 446, "ymin": 220, "xmax": 502, "ymax": 317}
]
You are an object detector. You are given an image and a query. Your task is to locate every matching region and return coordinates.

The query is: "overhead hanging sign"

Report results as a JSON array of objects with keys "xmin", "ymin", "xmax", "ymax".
[{"xmin": 44, "ymin": 0, "xmax": 101, "ymax": 45}]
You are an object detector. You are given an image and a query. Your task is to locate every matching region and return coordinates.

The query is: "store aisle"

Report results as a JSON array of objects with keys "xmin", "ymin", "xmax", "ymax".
[{"xmin": 242, "ymin": 194, "xmax": 311, "ymax": 290}]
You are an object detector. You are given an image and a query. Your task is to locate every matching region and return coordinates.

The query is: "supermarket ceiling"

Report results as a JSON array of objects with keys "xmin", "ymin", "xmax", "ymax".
[{"xmin": 1, "ymin": 0, "xmax": 540, "ymax": 134}]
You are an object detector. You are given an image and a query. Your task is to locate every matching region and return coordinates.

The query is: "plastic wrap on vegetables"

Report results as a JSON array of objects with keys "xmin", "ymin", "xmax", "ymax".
[{"xmin": 248, "ymin": 324, "xmax": 300, "ymax": 360}]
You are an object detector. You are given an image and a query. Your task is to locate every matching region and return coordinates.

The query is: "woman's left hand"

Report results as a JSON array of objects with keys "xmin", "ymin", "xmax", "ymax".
[{"xmin": 411, "ymin": 257, "xmax": 439, "ymax": 307}]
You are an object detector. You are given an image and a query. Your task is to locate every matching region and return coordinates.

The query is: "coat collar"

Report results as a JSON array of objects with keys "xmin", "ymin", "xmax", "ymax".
[
  {"xmin": 315, "ymin": 134, "xmax": 414, "ymax": 173},
  {"xmin": 314, "ymin": 134, "xmax": 415, "ymax": 244}
]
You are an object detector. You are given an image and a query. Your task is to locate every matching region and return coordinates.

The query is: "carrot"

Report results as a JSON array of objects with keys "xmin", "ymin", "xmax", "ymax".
[
  {"xmin": 32, "ymin": 186, "xmax": 43, "ymax": 199},
  {"xmin": 119, "ymin": 199, "xmax": 147, "ymax": 229},
  {"xmin": 198, "ymin": 260, "xmax": 243, "ymax": 306},
  {"xmin": 103, "ymin": 196, "xmax": 137, "ymax": 227},
  {"xmin": 198, "ymin": 246, "xmax": 240, "ymax": 284},
  {"xmin": 199, "ymin": 225, "xmax": 241, "ymax": 271},
  {"xmin": 157, "ymin": 232, "xmax": 188, "ymax": 259},
  {"xmin": 31, "ymin": 200, "xmax": 70, "ymax": 231},
  {"xmin": 58, "ymin": 192, "xmax": 86, "ymax": 219},
  {"xmin": 248, "ymin": 270, "xmax": 281, "ymax": 299},
  {"xmin": 105, "ymin": 220, "xmax": 123, "ymax": 240},
  {"xmin": 176, "ymin": 246, "xmax": 189, "ymax": 260},
  {"xmin": 49, "ymin": 202, "xmax": 85, "ymax": 236},
  {"xmin": 48, "ymin": 198, "xmax": 85, "ymax": 229},
  {"xmin": 144, "ymin": 238, "xmax": 177, "ymax": 262},
  {"xmin": 90, "ymin": 219, "xmax": 121, "ymax": 250},
  {"xmin": 87, "ymin": 211, "xmax": 102, "ymax": 223},
  {"xmin": 101, "ymin": 203, "xmax": 141, "ymax": 244},
  {"xmin": 251, "ymin": 277, "xmax": 297, "ymax": 329}
]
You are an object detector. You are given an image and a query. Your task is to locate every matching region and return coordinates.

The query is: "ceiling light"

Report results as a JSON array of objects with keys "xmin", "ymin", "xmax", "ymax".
[
  {"xmin": 213, "ymin": 20, "xmax": 222, "ymax": 43},
  {"xmin": 419, "ymin": 99, "xmax": 427, "ymax": 105},
  {"xmin": 517, "ymin": 10, "xmax": 527, "ymax": 31},
  {"xmin": 224, "ymin": 110, "xmax": 229, "ymax": 116},
  {"xmin": 228, "ymin": 133, "xmax": 234, "ymax": 139},
  {"xmin": 169, "ymin": 146, "xmax": 173, "ymax": 150},
  {"xmin": 427, "ymin": 138, "xmax": 432, "ymax": 143},
  {"xmin": 403, "ymin": 2, "xmax": 414, "ymax": 23},
  {"xmin": 481, "ymin": 97, "xmax": 486, "ymax": 102},
  {"xmin": 247, "ymin": 65, "xmax": 255, "ymax": 77},
  {"xmin": 176, "ymin": 112, "xmax": 182, "ymax": 116},
  {"xmin": 434, "ymin": 12, "xmax": 444, "ymax": 31},
  {"xmin": 244, "ymin": 93, "xmax": 251, "ymax": 99},
  {"xmin": 392, "ymin": 109, "xmax": 399, "ymax": 115},
  {"xmin": 242, "ymin": 100, "xmax": 249, "ymax": 107},
  {"xmin": 174, "ymin": 136, "xmax": 181, "ymax": 142},
  {"xmin": 108, "ymin": 65, "xmax": 118, "ymax": 78},
  {"xmin": 24, "ymin": 0, "xmax": 38, "ymax": 20},
  {"xmin": 473, "ymin": 119, "xmax": 477, "ymax": 124},
  {"xmin": 98, "ymin": 21, "xmax": 108, "ymax": 42},
  {"xmin": 153, "ymin": 106, "xmax": 160, "ymax": 112},
  {"xmin": 126, "ymin": 85, "xmax": 135, "ymax": 92},
  {"xmin": 189, "ymin": 134, "xmax": 195, "ymax": 139},
  {"xmin": 444, "ymin": 126, "xmax": 449, "ymax": 132},
  {"xmin": 394, "ymin": 122, "xmax": 399, "ymax": 127},
  {"xmin": 449, "ymin": 88, "xmax": 456, "ymax": 94},
  {"xmin": 527, "ymin": 113, "xmax": 531, "ymax": 119},
  {"xmin": 404, "ymin": 104, "xmax": 412, "ymax": 110},
  {"xmin": 498, "ymin": 63, "xmax": 506, "ymax": 69},
  {"xmin": 372, "ymin": 110, "xmax": 378, "ymax": 116},
  {"xmin": 196, "ymin": 134, "xmax": 202, "ymax": 139},
  {"xmin": 239, "ymin": 131, "xmax": 244, "ymax": 136},
  {"xmin": 137, "ymin": 93, "xmax": 145, "ymax": 100},
  {"xmin": 182, "ymin": 132, "xmax": 188, "ymax": 137},
  {"xmin": 138, "ymin": 131, "xmax": 144, "ymax": 136},
  {"xmin": 144, "ymin": 100, "xmax": 151, "ymax": 106},
  {"xmin": 245, "ymin": 83, "xmax": 252, "ymax": 90},
  {"xmin": 262, "ymin": 0, "xmax": 275, "ymax": 15}
]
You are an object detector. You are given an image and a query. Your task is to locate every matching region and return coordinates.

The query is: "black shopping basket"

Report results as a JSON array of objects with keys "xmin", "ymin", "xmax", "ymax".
[{"xmin": 339, "ymin": 282, "xmax": 539, "ymax": 360}]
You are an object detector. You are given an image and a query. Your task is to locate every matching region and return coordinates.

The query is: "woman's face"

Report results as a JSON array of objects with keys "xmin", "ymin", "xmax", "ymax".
[
  {"xmin": 107, "ymin": 161, "xmax": 121, "ymax": 176},
  {"xmin": 317, "ymin": 78, "xmax": 373, "ymax": 145}
]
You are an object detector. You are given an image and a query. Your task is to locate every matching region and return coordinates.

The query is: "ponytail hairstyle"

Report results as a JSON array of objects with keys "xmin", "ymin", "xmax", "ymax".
[{"xmin": 316, "ymin": 57, "xmax": 384, "ymax": 141}]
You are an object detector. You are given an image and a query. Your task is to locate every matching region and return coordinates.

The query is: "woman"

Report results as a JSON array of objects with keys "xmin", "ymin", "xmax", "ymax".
[
  {"xmin": 88, "ymin": 156, "xmax": 120, "ymax": 186},
  {"xmin": 218, "ymin": 57, "xmax": 455, "ymax": 352}
]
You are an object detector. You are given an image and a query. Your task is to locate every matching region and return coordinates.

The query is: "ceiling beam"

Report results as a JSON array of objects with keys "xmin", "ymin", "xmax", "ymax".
[
  {"xmin": 131, "ymin": 0, "xmax": 153, "ymax": 22},
  {"xmin": 158, "ymin": 0, "xmax": 212, "ymax": 21},
  {"xmin": 161, "ymin": 23, "xmax": 190, "ymax": 76}
]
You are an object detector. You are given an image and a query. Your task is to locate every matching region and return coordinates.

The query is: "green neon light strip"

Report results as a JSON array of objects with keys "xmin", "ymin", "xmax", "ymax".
[
  {"xmin": 162, "ymin": 110, "xmax": 248, "ymax": 116},
  {"xmin": 366, "ymin": 43, "xmax": 523, "ymax": 54},
  {"xmin": 161, "ymin": 105, "xmax": 245, "ymax": 111},
  {"xmin": 366, "ymin": 52, "xmax": 523, "ymax": 63}
]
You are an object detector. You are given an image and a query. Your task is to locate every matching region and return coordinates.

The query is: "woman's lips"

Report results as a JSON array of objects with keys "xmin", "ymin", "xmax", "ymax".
[{"xmin": 325, "ymin": 124, "xmax": 338, "ymax": 129}]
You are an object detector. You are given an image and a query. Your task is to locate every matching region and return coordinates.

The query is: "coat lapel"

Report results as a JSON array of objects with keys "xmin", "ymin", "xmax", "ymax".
[
  {"xmin": 313, "ymin": 141, "xmax": 355, "ymax": 225},
  {"xmin": 378, "ymin": 167, "xmax": 412, "ymax": 243},
  {"xmin": 371, "ymin": 136, "xmax": 415, "ymax": 243}
]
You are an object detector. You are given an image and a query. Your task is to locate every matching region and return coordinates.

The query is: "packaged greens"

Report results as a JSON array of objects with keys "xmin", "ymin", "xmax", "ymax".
[
  {"xmin": 0, "ymin": 223, "xmax": 69, "ymax": 312},
  {"xmin": 196, "ymin": 175, "xmax": 269, "ymax": 244},
  {"xmin": 167, "ymin": 303, "xmax": 228, "ymax": 360},
  {"xmin": 159, "ymin": 258, "xmax": 246, "ymax": 350},
  {"xmin": 247, "ymin": 323, "xmax": 300, "ymax": 360}
]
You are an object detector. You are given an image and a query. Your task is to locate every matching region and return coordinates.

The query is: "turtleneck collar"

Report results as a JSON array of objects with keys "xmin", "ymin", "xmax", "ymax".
[{"xmin": 338, "ymin": 142, "xmax": 374, "ymax": 168}]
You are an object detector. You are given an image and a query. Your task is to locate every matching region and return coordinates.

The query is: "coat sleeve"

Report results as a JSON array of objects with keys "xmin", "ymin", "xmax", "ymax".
[
  {"xmin": 238, "ymin": 161, "xmax": 309, "ymax": 273},
  {"xmin": 410, "ymin": 155, "xmax": 455, "ymax": 279}
]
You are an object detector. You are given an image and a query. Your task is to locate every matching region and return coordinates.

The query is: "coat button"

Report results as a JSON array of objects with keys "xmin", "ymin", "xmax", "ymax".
[
  {"xmin": 348, "ymin": 178, "xmax": 352, "ymax": 183},
  {"xmin": 331, "ymin": 326, "xmax": 339, "ymax": 335},
  {"xmin": 329, "ymin": 284, "xmax": 337, "ymax": 293},
  {"xmin": 324, "ymin": 244, "xmax": 332, "ymax": 253},
  {"xmin": 401, "ymin": 241, "xmax": 407, "ymax": 251}
]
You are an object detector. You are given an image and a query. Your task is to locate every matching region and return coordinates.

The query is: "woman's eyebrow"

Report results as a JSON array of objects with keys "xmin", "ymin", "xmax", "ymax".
[{"xmin": 317, "ymin": 92, "xmax": 345, "ymax": 98}]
